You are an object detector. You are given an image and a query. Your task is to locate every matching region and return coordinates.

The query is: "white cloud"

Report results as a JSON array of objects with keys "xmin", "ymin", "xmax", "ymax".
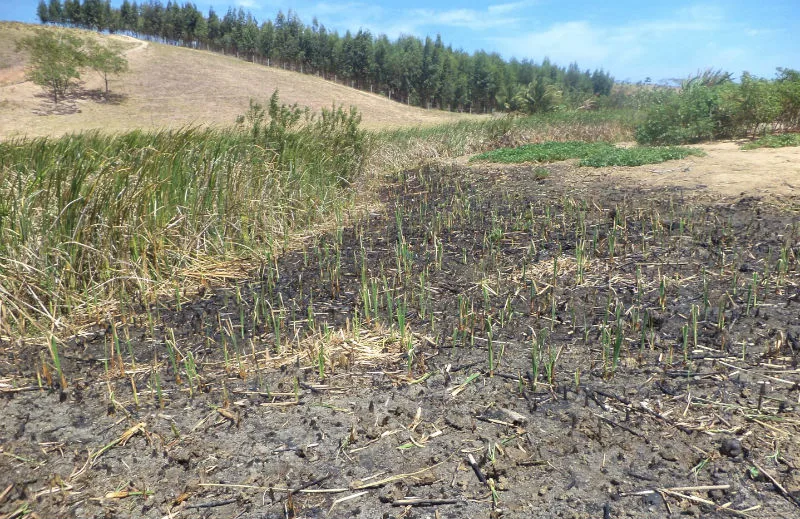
[
  {"xmin": 507, "ymin": 21, "xmax": 613, "ymax": 63},
  {"xmin": 407, "ymin": 6, "xmax": 524, "ymax": 31},
  {"xmin": 311, "ymin": 4, "xmax": 523, "ymax": 37},
  {"xmin": 488, "ymin": 1, "xmax": 533, "ymax": 15},
  {"xmin": 490, "ymin": 3, "xmax": 741, "ymax": 77},
  {"xmin": 677, "ymin": 3, "xmax": 725, "ymax": 24},
  {"xmin": 312, "ymin": 2, "xmax": 368, "ymax": 17},
  {"xmin": 744, "ymin": 27, "xmax": 781, "ymax": 38},
  {"xmin": 297, "ymin": 2, "xmax": 390, "ymax": 35}
]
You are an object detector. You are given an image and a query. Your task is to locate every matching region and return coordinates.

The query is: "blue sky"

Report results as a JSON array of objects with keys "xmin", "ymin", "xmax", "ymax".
[{"xmin": 2, "ymin": 0, "xmax": 798, "ymax": 83}]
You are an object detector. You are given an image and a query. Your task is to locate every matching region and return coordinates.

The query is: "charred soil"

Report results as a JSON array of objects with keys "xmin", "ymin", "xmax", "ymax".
[{"xmin": 2, "ymin": 160, "xmax": 800, "ymax": 519}]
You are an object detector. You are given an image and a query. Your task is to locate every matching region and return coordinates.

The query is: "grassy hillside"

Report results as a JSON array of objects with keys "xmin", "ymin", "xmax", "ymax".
[{"xmin": 0, "ymin": 22, "xmax": 477, "ymax": 139}]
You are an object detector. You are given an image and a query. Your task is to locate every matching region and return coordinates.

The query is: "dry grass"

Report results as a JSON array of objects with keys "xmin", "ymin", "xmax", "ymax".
[
  {"xmin": 0, "ymin": 22, "xmax": 479, "ymax": 140},
  {"xmin": 0, "ymin": 23, "xmax": 30, "ymax": 87}
]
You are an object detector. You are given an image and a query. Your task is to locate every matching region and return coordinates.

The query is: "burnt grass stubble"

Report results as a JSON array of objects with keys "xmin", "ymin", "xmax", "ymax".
[{"xmin": 2, "ymin": 161, "xmax": 800, "ymax": 519}]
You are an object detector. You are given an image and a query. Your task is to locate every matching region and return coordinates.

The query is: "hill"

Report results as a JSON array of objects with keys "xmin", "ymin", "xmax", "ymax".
[{"xmin": 0, "ymin": 22, "xmax": 477, "ymax": 140}]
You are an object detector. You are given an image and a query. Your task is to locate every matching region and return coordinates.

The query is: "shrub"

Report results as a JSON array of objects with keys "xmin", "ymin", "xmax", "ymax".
[
  {"xmin": 578, "ymin": 146, "xmax": 704, "ymax": 167},
  {"xmin": 634, "ymin": 85, "xmax": 722, "ymax": 145},
  {"xmin": 507, "ymin": 77, "xmax": 563, "ymax": 114},
  {"xmin": 737, "ymin": 73, "xmax": 781, "ymax": 137},
  {"xmin": 636, "ymin": 69, "xmax": 800, "ymax": 145},
  {"xmin": 472, "ymin": 141, "xmax": 613, "ymax": 163},
  {"xmin": 741, "ymin": 133, "xmax": 800, "ymax": 150},
  {"xmin": 775, "ymin": 68, "xmax": 800, "ymax": 131}
]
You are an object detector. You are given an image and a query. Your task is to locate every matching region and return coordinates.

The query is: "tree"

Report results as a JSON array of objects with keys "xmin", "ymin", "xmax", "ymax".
[
  {"xmin": 84, "ymin": 38, "xmax": 129, "ymax": 96},
  {"xmin": 163, "ymin": 1, "xmax": 182, "ymax": 42},
  {"xmin": 258, "ymin": 21, "xmax": 275, "ymax": 64},
  {"xmin": 510, "ymin": 76, "xmax": 563, "ymax": 114},
  {"xmin": 239, "ymin": 14, "xmax": 259, "ymax": 61},
  {"xmin": 81, "ymin": 0, "xmax": 105, "ymax": 31},
  {"xmin": 119, "ymin": 0, "xmax": 135, "ymax": 31},
  {"xmin": 206, "ymin": 8, "xmax": 221, "ymax": 46},
  {"xmin": 417, "ymin": 35, "xmax": 443, "ymax": 108},
  {"xmin": 346, "ymin": 29, "xmax": 372, "ymax": 89},
  {"xmin": 18, "ymin": 29, "xmax": 85, "ymax": 105},
  {"xmin": 37, "ymin": 0, "xmax": 50, "ymax": 24},
  {"xmin": 591, "ymin": 69, "xmax": 614, "ymax": 96},
  {"xmin": 775, "ymin": 68, "xmax": 800, "ymax": 131},
  {"xmin": 181, "ymin": 4, "xmax": 207, "ymax": 46},
  {"xmin": 47, "ymin": 0, "xmax": 64, "ymax": 24},
  {"xmin": 63, "ymin": 0, "xmax": 81, "ymax": 25}
]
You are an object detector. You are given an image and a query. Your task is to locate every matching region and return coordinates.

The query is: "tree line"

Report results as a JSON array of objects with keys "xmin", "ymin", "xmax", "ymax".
[{"xmin": 36, "ymin": 0, "xmax": 615, "ymax": 113}]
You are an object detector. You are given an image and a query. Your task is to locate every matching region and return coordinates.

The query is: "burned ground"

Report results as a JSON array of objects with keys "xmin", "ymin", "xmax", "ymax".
[{"xmin": 2, "ymin": 159, "xmax": 799, "ymax": 519}]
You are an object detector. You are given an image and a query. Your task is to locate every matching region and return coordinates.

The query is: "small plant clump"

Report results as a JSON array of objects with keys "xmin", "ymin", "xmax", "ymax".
[
  {"xmin": 741, "ymin": 133, "xmax": 800, "ymax": 150},
  {"xmin": 471, "ymin": 141, "xmax": 704, "ymax": 167},
  {"xmin": 532, "ymin": 167, "xmax": 550, "ymax": 180}
]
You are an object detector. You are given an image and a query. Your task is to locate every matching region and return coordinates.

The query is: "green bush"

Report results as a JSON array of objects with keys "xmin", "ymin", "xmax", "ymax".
[
  {"xmin": 472, "ymin": 141, "xmax": 613, "ymax": 163},
  {"xmin": 776, "ymin": 68, "xmax": 800, "ymax": 131},
  {"xmin": 635, "ymin": 69, "xmax": 800, "ymax": 145},
  {"xmin": 741, "ymin": 133, "xmax": 800, "ymax": 149},
  {"xmin": 736, "ymin": 73, "xmax": 782, "ymax": 137},
  {"xmin": 634, "ymin": 85, "xmax": 722, "ymax": 145}
]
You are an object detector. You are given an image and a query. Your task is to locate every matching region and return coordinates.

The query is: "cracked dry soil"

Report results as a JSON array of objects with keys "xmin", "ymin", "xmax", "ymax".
[{"xmin": 2, "ymin": 158, "xmax": 800, "ymax": 519}]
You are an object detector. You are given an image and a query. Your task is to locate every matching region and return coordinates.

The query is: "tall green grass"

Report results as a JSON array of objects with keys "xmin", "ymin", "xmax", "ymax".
[{"xmin": 0, "ymin": 92, "xmax": 367, "ymax": 332}]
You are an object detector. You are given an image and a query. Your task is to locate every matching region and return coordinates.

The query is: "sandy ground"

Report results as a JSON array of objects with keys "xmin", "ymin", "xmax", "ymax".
[
  {"xmin": 461, "ymin": 141, "xmax": 800, "ymax": 202},
  {"xmin": 606, "ymin": 142, "xmax": 800, "ymax": 200}
]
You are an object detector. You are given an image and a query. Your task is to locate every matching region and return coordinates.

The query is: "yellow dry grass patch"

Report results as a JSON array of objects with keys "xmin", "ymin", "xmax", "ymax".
[{"xmin": 0, "ymin": 22, "xmax": 479, "ymax": 140}]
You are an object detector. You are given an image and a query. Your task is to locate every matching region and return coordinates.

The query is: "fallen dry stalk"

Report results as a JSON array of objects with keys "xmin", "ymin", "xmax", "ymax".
[
  {"xmin": 752, "ymin": 461, "xmax": 800, "ymax": 509},
  {"xmin": 91, "ymin": 422, "xmax": 146, "ymax": 464},
  {"xmin": 350, "ymin": 463, "xmax": 443, "ymax": 490},
  {"xmin": 327, "ymin": 491, "xmax": 369, "ymax": 515}
]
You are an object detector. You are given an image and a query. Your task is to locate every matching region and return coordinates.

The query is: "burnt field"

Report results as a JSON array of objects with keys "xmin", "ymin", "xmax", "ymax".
[{"xmin": 2, "ymin": 161, "xmax": 799, "ymax": 519}]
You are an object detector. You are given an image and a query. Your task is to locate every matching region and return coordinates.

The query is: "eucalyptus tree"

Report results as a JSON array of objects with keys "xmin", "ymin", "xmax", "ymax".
[
  {"xmin": 48, "ymin": 0, "xmax": 64, "ymax": 23},
  {"xmin": 37, "ymin": 0, "xmax": 50, "ymax": 24}
]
